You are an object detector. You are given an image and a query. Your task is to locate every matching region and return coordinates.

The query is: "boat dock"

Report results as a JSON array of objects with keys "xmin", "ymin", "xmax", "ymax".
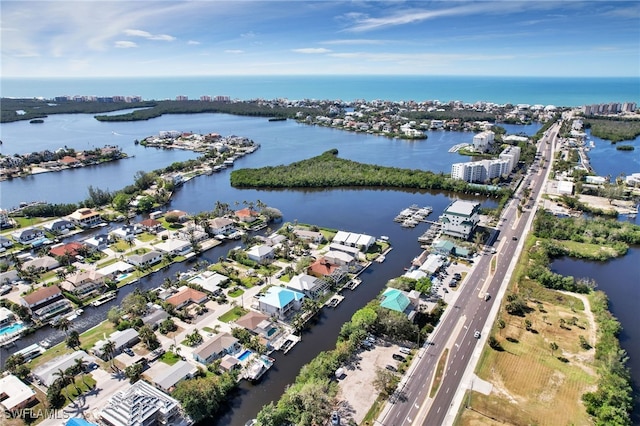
[
  {"xmin": 91, "ymin": 291, "xmax": 117, "ymax": 307},
  {"xmin": 278, "ymin": 334, "xmax": 301, "ymax": 354},
  {"xmin": 418, "ymin": 222, "xmax": 443, "ymax": 244},
  {"xmin": 448, "ymin": 143, "xmax": 470, "ymax": 153},
  {"xmin": 345, "ymin": 277, "xmax": 362, "ymax": 290},
  {"xmin": 325, "ymin": 294, "xmax": 345, "ymax": 308},
  {"xmin": 394, "ymin": 205, "xmax": 433, "ymax": 227}
]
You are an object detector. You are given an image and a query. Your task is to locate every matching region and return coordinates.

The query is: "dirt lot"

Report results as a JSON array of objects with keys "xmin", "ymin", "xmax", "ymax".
[{"xmin": 334, "ymin": 339, "xmax": 405, "ymax": 424}]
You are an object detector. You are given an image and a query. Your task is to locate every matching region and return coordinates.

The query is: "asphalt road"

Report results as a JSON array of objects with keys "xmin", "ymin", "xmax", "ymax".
[{"xmin": 377, "ymin": 123, "xmax": 559, "ymax": 426}]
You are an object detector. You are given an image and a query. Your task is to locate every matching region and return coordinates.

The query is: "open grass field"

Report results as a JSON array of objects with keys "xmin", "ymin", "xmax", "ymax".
[{"xmin": 457, "ymin": 238, "xmax": 598, "ymax": 426}]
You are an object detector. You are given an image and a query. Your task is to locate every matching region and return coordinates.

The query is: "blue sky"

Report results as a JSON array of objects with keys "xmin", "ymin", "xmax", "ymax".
[{"xmin": 1, "ymin": 1, "xmax": 639, "ymax": 78}]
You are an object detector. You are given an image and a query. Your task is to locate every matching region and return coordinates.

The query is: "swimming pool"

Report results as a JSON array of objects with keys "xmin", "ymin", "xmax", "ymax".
[
  {"xmin": 238, "ymin": 349, "xmax": 253, "ymax": 361},
  {"xmin": 0, "ymin": 322, "xmax": 25, "ymax": 337},
  {"xmin": 116, "ymin": 273, "xmax": 131, "ymax": 282}
]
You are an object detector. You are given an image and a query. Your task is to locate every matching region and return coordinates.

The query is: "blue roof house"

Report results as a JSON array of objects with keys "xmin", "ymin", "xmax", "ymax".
[
  {"xmin": 380, "ymin": 288, "xmax": 419, "ymax": 321},
  {"xmin": 258, "ymin": 287, "xmax": 305, "ymax": 320}
]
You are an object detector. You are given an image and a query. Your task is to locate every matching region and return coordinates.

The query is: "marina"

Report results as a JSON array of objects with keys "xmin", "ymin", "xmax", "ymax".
[{"xmin": 394, "ymin": 205, "xmax": 433, "ymax": 228}]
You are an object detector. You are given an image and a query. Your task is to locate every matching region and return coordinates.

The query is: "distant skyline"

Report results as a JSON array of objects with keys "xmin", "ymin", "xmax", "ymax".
[{"xmin": 1, "ymin": 1, "xmax": 639, "ymax": 78}]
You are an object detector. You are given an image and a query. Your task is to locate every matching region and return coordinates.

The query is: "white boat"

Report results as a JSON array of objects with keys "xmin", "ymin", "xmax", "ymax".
[
  {"xmin": 244, "ymin": 355, "xmax": 275, "ymax": 381},
  {"xmin": 91, "ymin": 291, "xmax": 117, "ymax": 307}
]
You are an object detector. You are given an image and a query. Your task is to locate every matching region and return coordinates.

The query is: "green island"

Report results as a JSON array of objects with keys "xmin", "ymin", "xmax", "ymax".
[
  {"xmin": 584, "ymin": 117, "xmax": 640, "ymax": 143},
  {"xmin": 616, "ymin": 145, "xmax": 635, "ymax": 151}
]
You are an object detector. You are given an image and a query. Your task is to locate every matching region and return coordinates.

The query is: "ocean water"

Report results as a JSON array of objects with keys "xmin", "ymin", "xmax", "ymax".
[{"xmin": 2, "ymin": 75, "xmax": 638, "ymax": 107}]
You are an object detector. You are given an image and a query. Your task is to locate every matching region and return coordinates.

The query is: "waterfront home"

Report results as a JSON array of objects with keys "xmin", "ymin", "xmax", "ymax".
[
  {"xmin": 257, "ymin": 287, "xmax": 305, "ymax": 320},
  {"xmin": 49, "ymin": 241, "xmax": 85, "ymax": 258},
  {"xmin": 20, "ymin": 285, "xmax": 72, "ymax": 322},
  {"xmin": 154, "ymin": 238, "xmax": 192, "ymax": 256},
  {"xmin": 323, "ymin": 250, "xmax": 356, "ymax": 267},
  {"xmin": 380, "ymin": 288, "xmax": 420, "ymax": 321},
  {"xmin": 0, "ymin": 306, "xmax": 15, "ymax": 327},
  {"xmin": 99, "ymin": 380, "xmax": 185, "ymax": 426},
  {"xmin": 166, "ymin": 286, "xmax": 208, "ymax": 310},
  {"xmin": 165, "ymin": 209, "xmax": 189, "ymax": 223},
  {"xmin": 151, "ymin": 359, "xmax": 198, "ymax": 393},
  {"xmin": 235, "ymin": 311, "xmax": 278, "ymax": 339},
  {"xmin": 92, "ymin": 328, "xmax": 140, "ymax": 360},
  {"xmin": 331, "ymin": 231, "xmax": 375, "ymax": 252},
  {"xmin": 60, "ymin": 270, "xmax": 107, "ymax": 300},
  {"xmin": 11, "ymin": 227, "xmax": 45, "ymax": 245},
  {"xmin": 439, "ymin": 200, "xmax": 480, "ymax": 240},
  {"xmin": 235, "ymin": 208, "xmax": 259, "ymax": 223},
  {"xmin": 43, "ymin": 219, "xmax": 75, "ymax": 234},
  {"xmin": 417, "ymin": 253, "xmax": 447, "ymax": 275},
  {"xmin": 187, "ymin": 270, "xmax": 228, "ymax": 294},
  {"xmin": 286, "ymin": 274, "xmax": 330, "ymax": 299},
  {"xmin": 126, "ymin": 250, "xmax": 163, "ymax": 268},
  {"xmin": 67, "ymin": 208, "xmax": 102, "ymax": 228},
  {"xmin": 22, "ymin": 255, "xmax": 60, "ymax": 272},
  {"xmin": 110, "ymin": 224, "xmax": 141, "ymax": 241},
  {"xmin": 307, "ymin": 257, "xmax": 347, "ymax": 284},
  {"xmin": 292, "ymin": 229, "xmax": 325, "ymax": 244},
  {"xmin": 208, "ymin": 217, "xmax": 234, "ymax": 235},
  {"xmin": 142, "ymin": 307, "xmax": 169, "ymax": 330},
  {"xmin": 247, "ymin": 244, "xmax": 275, "ymax": 264},
  {"xmin": 219, "ymin": 354, "xmax": 241, "ymax": 372},
  {"xmin": 32, "ymin": 350, "xmax": 96, "ymax": 387},
  {"xmin": 176, "ymin": 224, "xmax": 208, "ymax": 242},
  {"xmin": 256, "ymin": 232, "xmax": 287, "ymax": 247},
  {"xmin": 84, "ymin": 233, "xmax": 110, "ymax": 251},
  {"xmin": 193, "ymin": 332, "xmax": 240, "ymax": 364},
  {"xmin": 139, "ymin": 218, "xmax": 163, "ymax": 233},
  {"xmin": 0, "ymin": 375, "xmax": 37, "ymax": 412}
]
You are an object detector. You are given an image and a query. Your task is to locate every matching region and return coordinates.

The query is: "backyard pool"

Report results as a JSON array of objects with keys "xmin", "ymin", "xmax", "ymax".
[
  {"xmin": 116, "ymin": 273, "xmax": 131, "ymax": 282},
  {"xmin": 0, "ymin": 322, "xmax": 25, "ymax": 337},
  {"xmin": 238, "ymin": 350, "xmax": 253, "ymax": 362}
]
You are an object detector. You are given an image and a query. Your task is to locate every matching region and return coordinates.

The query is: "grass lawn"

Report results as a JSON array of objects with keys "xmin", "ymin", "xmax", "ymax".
[
  {"xmin": 218, "ymin": 306, "xmax": 248, "ymax": 323},
  {"xmin": 60, "ymin": 374, "xmax": 98, "ymax": 406},
  {"xmin": 160, "ymin": 351, "xmax": 182, "ymax": 366},
  {"xmin": 137, "ymin": 232, "xmax": 157, "ymax": 242},
  {"xmin": 361, "ymin": 395, "xmax": 385, "ymax": 426},
  {"xmin": 202, "ymin": 326, "xmax": 215, "ymax": 333},
  {"xmin": 79, "ymin": 321, "xmax": 116, "ymax": 351},
  {"xmin": 228, "ymin": 287, "xmax": 245, "ymax": 298}
]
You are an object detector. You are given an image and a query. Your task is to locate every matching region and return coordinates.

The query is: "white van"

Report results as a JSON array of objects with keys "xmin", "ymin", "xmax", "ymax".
[{"xmin": 399, "ymin": 347, "xmax": 411, "ymax": 355}]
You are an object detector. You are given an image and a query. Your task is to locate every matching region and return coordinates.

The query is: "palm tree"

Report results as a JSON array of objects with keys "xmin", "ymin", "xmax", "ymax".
[
  {"xmin": 53, "ymin": 368, "xmax": 72, "ymax": 401},
  {"xmin": 56, "ymin": 317, "xmax": 72, "ymax": 336},
  {"xmin": 73, "ymin": 358, "xmax": 89, "ymax": 388},
  {"xmin": 102, "ymin": 340, "xmax": 116, "ymax": 368}
]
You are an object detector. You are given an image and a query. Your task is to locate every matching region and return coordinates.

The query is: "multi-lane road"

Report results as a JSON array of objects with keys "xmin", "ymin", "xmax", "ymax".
[{"xmin": 377, "ymin": 123, "xmax": 559, "ymax": 426}]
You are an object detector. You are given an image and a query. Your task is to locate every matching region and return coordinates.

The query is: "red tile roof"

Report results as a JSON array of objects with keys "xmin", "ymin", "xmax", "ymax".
[
  {"xmin": 166, "ymin": 287, "xmax": 208, "ymax": 307},
  {"xmin": 49, "ymin": 242, "xmax": 84, "ymax": 257},
  {"xmin": 307, "ymin": 258, "xmax": 338, "ymax": 277},
  {"xmin": 22, "ymin": 285, "xmax": 62, "ymax": 306}
]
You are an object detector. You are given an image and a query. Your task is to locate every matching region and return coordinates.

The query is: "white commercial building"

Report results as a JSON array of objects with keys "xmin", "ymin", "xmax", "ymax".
[{"xmin": 439, "ymin": 200, "xmax": 481, "ymax": 240}]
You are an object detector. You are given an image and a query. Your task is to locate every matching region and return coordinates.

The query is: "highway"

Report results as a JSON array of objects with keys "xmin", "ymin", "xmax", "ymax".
[{"xmin": 376, "ymin": 122, "xmax": 560, "ymax": 426}]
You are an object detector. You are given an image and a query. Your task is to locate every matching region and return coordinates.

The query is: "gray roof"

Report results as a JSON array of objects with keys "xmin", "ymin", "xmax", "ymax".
[
  {"xmin": 32, "ymin": 350, "xmax": 96, "ymax": 387},
  {"xmin": 99, "ymin": 380, "xmax": 180, "ymax": 426},
  {"xmin": 444, "ymin": 200, "xmax": 480, "ymax": 217},
  {"xmin": 152, "ymin": 360, "xmax": 197, "ymax": 391}
]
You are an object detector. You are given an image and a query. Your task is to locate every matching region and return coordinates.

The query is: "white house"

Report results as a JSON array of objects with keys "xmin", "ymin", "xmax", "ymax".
[
  {"xmin": 0, "ymin": 375, "xmax": 37, "ymax": 412},
  {"xmin": 286, "ymin": 274, "xmax": 330, "ymax": 299},
  {"xmin": 154, "ymin": 239, "xmax": 192, "ymax": 256},
  {"xmin": 209, "ymin": 217, "xmax": 235, "ymax": 235},
  {"xmin": 247, "ymin": 244, "xmax": 275, "ymax": 264},
  {"xmin": 127, "ymin": 250, "xmax": 163, "ymax": 268}
]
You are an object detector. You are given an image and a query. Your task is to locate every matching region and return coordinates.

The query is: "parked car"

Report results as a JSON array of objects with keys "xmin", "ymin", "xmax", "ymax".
[
  {"xmin": 399, "ymin": 347, "xmax": 412, "ymax": 355},
  {"xmin": 392, "ymin": 354, "xmax": 406, "ymax": 362},
  {"xmin": 123, "ymin": 347, "xmax": 135, "ymax": 356},
  {"xmin": 385, "ymin": 364, "xmax": 397, "ymax": 372}
]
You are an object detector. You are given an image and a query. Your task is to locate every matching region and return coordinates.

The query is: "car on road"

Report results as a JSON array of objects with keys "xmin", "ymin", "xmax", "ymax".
[
  {"xmin": 385, "ymin": 364, "xmax": 397, "ymax": 372},
  {"xmin": 474, "ymin": 330, "xmax": 481, "ymax": 339},
  {"xmin": 484, "ymin": 293, "xmax": 491, "ymax": 301},
  {"xmin": 512, "ymin": 236, "xmax": 518, "ymax": 241},
  {"xmin": 392, "ymin": 354, "xmax": 406, "ymax": 362}
]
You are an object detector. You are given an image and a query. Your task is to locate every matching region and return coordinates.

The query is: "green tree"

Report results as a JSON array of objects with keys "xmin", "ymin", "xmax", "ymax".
[
  {"xmin": 66, "ymin": 330, "xmax": 81, "ymax": 349},
  {"xmin": 497, "ymin": 318, "xmax": 506, "ymax": 336},
  {"xmin": 112, "ymin": 192, "xmax": 130, "ymax": 212},
  {"xmin": 102, "ymin": 340, "xmax": 117, "ymax": 367},
  {"xmin": 172, "ymin": 373, "xmax": 238, "ymax": 423},
  {"xmin": 373, "ymin": 367, "xmax": 398, "ymax": 398},
  {"xmin": 125, "ymin": 363, "xmax": 144, "ymax": 383},
  {"xmin": 138, "ymin": 324, "xmax": 160, "ymax": 350}
]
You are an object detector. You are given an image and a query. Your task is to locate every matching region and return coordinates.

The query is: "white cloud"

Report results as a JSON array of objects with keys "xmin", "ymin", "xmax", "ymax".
[
  {"xmin": 292, "ymin": 48, "xmax": 332, "ymax": 54},
  {"xmin": 321, "ymin": 39, "xmax": 388, "ymax": 45},
  {"xmin": 123, "ymin": 29, "xmax": 176, "ymax": 41},
  {"xmin": 225, "ymin": 49, "xmax": 245, "ymax": 54},
  {"xmin": 114, "ymin": 41, "xmax": 138, "ymax": 49},
  {"xmin": 187, "ymin": 40, "xmax": 201, "ymax": 45}
]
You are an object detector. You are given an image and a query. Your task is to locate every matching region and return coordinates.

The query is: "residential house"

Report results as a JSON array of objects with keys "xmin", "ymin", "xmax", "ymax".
[
  {"xmin": 439, "ymin": 200, "xmax": 480, "ymax": 240},
  {"xmin": 193, "ymin": 332, "xmax": 240, "ymax": 364},
  {"xmin": 235, "ymin": 208, "xmax": 259, "ymax": 223},
  {"xmin": 323, "ymin": 250, "xmax": 355, "ymax": 267},
  {"xmin": 99, "ymin": 380, "xmax": 183, "ymax": 426},
  {"xmin": 91, "ymin": 328, "xmax": 140, "ymax": 360},
  {"xmin": 68, "ymin": 208, "xmax": 102, "ymax": 228},
  {"xmin": 235, "ymin": 311, "xmax": 278, "ymax": 339},
  {"xmin": 32, "ymin": 350, "xmax": 96, "ymax": 387},
  {"xmin": 176, "ymin": 224, "xmax": 208, "ymax": 242},
  {"xmin": 11, "ymin": 228, "xmax": 45, "ymax": 245},
  {"xmin": 0, "ymin": 269, "xmax": 19, "ymax": 285},
  {"xmin": 209, "ymin": 217, "xmax": 234, "ymax": 235},
  {"xmin": 0, "ymin": 306, "xmax": 15, "ymax": 327},
  {"xmin": 0, "ymin": 235, "xmax": 14, "ymax": 249},
  {"xmin": 22, "ymin": 256, "xmax": 60, "ymax": 272},
  {"xmin": 380, "ymin": 288, "xmax": 419, "ymax": 320},
  {"xmin": 84, "ymin": 234, "xmax": 110, "ymax": 251},
  {"xmin": 257, "ymin": 286, "xmax": 305, "ymax": 320},
  {"xmin": 307, "ymin": 257, "xmax": 347, "ymax": 284},
  {"xmin": 141, "ymin": 308, "xmax": 169, "ymax": 330},
  {"xmin": 110, "ymin": 225, "xmax": 141, "ymax": 241},
  {"xmin": 43, "ymin": 219, "xmax": 75, "ymax": 234},
  {"xmin": 327, "ymin": 242, "xmax": 361, "ymax": 259},
  {"xmin": 61, "ymin": 270, "xmax": 106, "ymax": 300},
  {"xmin": 20, "ymin": 285, "xmax": 72, "ymax": 321},
  {"xmin": 246, "ymin": 244, "xmax": 274, "ymax": 264},
  {"xmin": 154, "ymin": 239, "xmax": 192, "ymax": 256},
  {"xmin": 331, "ymin": 231, "xmax": 375, "ymax": 252},
  {"xmin": 151, "ymin": 360, "xmax": 198, "ymax": 393},
  {"xmin": 49, "ymin": 241, "xmax": 85, "ymax": 258},
  {"xmin": 187, "ymin": 270, "xmax": 228, "ymax": 294},
  {"xmin": 139, "ymin": 218, "xmax": 163, "ymax": 233},
  {"xmin": 165, "ymin": 209, "xmax": 188, "ymax": 223},
  {"xmin": 286, "ymin": 274, "xmax": 330, "ymax": 299},
  {"xmin": 292, "ymin": 229, "xmax": 325, "ymax": 244},
  {"xmin": 127, "ymin": 250, "xmax": 163, "ymax": 268},
  {"xmin": 0, "ymin": 375, "xmax": 37, "ymax": 412},
  {"xmin": 165, "ymin": 286, "xmax": 208, "ymax": 310}
]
